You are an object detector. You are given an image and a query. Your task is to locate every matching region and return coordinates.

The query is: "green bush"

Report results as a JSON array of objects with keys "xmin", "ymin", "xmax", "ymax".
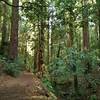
[
  {"xmin": 48, "ymin": 48, "xmax": 83, "ymax": 83},
  {"xmin": 42, "ymin": 76, "xmax": 55, "ymax": 93},
  {"xmin": 48, "ymin": 48, "xmax": 99, "ymax": 99},
  {"xmin": 0, "ymin": 55, "xmax": 25, "ymax": 77},
  {"xmin": 90, "ymin": 94, "xmax": 97, "ymax": 100},
  {"xmin": 48, "ymin": 48, "xmax": 99, "ymax": 82},
  {"xmin": 3, "ymin": 57, "xmax": 25, "ymax": 77},
  {"xmin": 49, "ymin": 57, "xmax": 71, "ymax": 83},
  {"xmin": 14, "ymin": 57, "xmax": 25, "ymax": 70},
  {"xmin": 4, "ymin": 62, "xmax": 21, "ymax": 77}
]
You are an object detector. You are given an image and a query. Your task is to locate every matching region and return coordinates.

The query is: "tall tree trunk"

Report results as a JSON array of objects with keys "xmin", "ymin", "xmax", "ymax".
[
  {"xmin": 98, "ymin": 8, "xmax": 100, "ymax": 52},
  {"xmin": 36, "ymin": 0, "xmax": 46, "ymax": 73},
  {"xmin": 47, "ymin": 17, "xmax": 50, "ymax": 65},
  {"xmin": 0, "ymin": 3, "xmax": 2, "ymax": 33},
  {"xmin": 24, "ymin": 34, "xmax": 27, "ymax": 66},
  {"xmin": 0, "ymin": 1, "xmax": 9, "ymax": 56},
  {"xmin": 34, "ymin": 36, "xmax": 38, "ymax": 72},
  {"xmin": 9, "ymin": 0, "xmax": 19, "ymax": 60},
  {"xmin": 96, "ymin": 0, "xmax": 100, "ymax": 57},
  {"xmin": 57, "ymin": 43, "xmax": 60, "ymax": 57},
  {"xmin": 37, "ymin": 20, "xmax": 45, "ymax": 72},
  {"xmin": 49, "ymin": 4, "xmax": 54, "ymax": 61},
  {"xmin": 95, "ymin": 21, "xmax": 98, "ymax": 40},
  {"xmin": 68, "ymin": 12, "xmax": 74, "ymax": 47},
  {"xmin": 34, "ymin": 45, "xmax": 38, "ymax": 72},
  {"xmin": 82, "ymin": 0, "xmax": 89, "ymax": 50}
]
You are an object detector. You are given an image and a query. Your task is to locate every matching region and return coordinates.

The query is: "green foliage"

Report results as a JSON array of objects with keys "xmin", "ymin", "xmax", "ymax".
[
  {"xmin": 90, "ymin": 94, "xmax": 97, "ymax": 100},
  {"xmin": 22, "ymin": 0, "xmax": 48, "ymax": 22},
  {"xmin": 0, "ymin": 55, "xmax": 7, "ymax": 64},
  {"xmin": 80, "ymin": 50, "xmax": 98, "ymax": 69},
  {"xmin": 49, "ymin": 57, "xmax": 71, "ymax": 83},
  {"xmin": 65, "ymin": 48, "xmax": 84, "ymax": 75},
  {"xmin": 14, "ymin": 57, "xmax": 25, "ymax": 68},
  {"xmin": 48, "ymin": 48, "xmax": 99, "ymax": 83},
  {"xmin": 0, "ymin": 55, "xmax": 25, "ymax": 77},
  {"xmin": 84, "ymin": 73, "xmax": 100, "ymax": 90},
  {"xmin": 4, "ymin": 58, "xmax": 25, "ymax": 77},
  {"xmin": 4, "ymin": 62, "xmax": 21, "ymax": 77},
  {"xmin": 48, "ymin": 48, "xmax": 99, "ymax": 100},
  {"xmin": 42, "ymin": 77, "xmax": 55, "ymax": 93}
]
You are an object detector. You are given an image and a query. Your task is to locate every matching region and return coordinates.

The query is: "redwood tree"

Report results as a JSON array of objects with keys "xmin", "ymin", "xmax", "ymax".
[
  {"xmin": 33, "ymin": 0, "xmax": 47, "ymax": 72},
  {"xmin": 9, "ymin": 0, "xmax": 19, "ymax": 60}
]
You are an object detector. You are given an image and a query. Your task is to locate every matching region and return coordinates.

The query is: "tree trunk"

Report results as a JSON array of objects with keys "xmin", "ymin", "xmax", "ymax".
[
  {"xmin": 82, "ymin": 0, "xmax": 89, "ymax": 50},
  {"xmin": 36, "ymin": 0, "xmax": 47, "ymax": 73},
  {"xmin": 34, "ymin": 39, "xmax": 38, "ymax": 72},
  {"xmin": 74, "ymin": 74, "xmax": 78, "ymax": 94},
  {"xmin": 0, "ymin": 1, "xmax": 9, "ymax": 56},
  {"xmin": 68, "ymin": 13, "xmax": 74, "ymax": 47},
  {"xmin": 37, "ymin": 20, "xmax": 45, "ymax": 72},
  {"xmin": 57, "ymin": 43, "xmax": 61, "ymax": 57},
  {"xmin": 96, "ymin": 0, "xmax": 100, "ymax": 57},
  {"xmin": 47, "ymin": 17, "xmax": 50, "ymax": 65},
  {"xmin": 0, "ymin": 3, "xmax": 2, "ymax": 33},
  {"xmin": 9, "ymin": 0, "xmax": 19, "ymax": 60}
]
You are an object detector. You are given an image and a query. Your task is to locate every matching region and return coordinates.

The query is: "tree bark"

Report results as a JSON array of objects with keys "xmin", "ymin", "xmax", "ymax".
[
  {"xmin": 37, "ymin": 20, "xmax": 45, "ymax": 72},
  {"xmin": 0, "ymin": 2, "xmax": 9, "ymax": 56},
  {"xmin": 68, "ymin": 12, "xmax": 74, "ymax": 47},
  {"xmin": 96, "ymin": 0, "xmax": 100, "ymax": 57},
  {"xmin": 82, "ymin": 0, "xmax": 89, "ymax": 50},
  {"xmin": 47, "ymin": 17, "xmax": 50, "ymax": 65},
  {"xmin": 34, "ymin": 38, "xmax": 38, "ymax": 72},
  {"xmin": 9, "ymin": 0, "xmax": 19, "ymax": 60},
  {"xmin": 0, "ymin": 3, "xmax": 2, "ymax": 33}
]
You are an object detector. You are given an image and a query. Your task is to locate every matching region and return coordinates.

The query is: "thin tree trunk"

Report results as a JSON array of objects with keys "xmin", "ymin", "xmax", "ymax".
[
  {"xmin": 0, "ymin": 3, "xmax": 2, "ymax": 33},
  {"xmin": 47, "ymin": 16, "xmax": 50, "ymax": 65},
  {"xmin": 98, "ymin": 12, "xmax": 100, "ymax": 57},
  {"xmin": 0, "ymin": 2, "xmax": 9, "ymax": 56},
  {"xmin": 96, "ymin": 0, "xmax": 100, "ymax": 57},
  {"xmin": 74, "ymin": 74, "xmax": 78, "ymax": 94},
  {"xmin": 68, "ymin": 13, "xmax": 74, "ymax": 47},
  {"xmin": 34, "ymin": 39, "xmax": 38, "ymax": 72},
  {"xmin": 82, "ymin": 0, "xmax": 89, "ymax": 50},
  {"xmin": 57, "ymin": 43, "xmax": 61, "ymax": 57},
  {"xmin": 37, "ymin": 20, "xmax": 44, "ymax": 72}
]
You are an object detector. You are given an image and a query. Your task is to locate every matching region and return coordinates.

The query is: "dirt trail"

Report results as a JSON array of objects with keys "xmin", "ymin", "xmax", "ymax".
[{"xmin": 0, "ymin": 72, "xmax": 51, "ymax": 100}]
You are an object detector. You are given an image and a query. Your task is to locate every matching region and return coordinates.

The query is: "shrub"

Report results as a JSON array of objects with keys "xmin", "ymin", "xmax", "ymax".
[
  {"xmin": 4, "ymin": 63, "xmax": 21, "ymax": 77},
  {"xmin": 0, "ymin": 55, "xmax": 26, "ymax": 77},
  {"xmin": 48, "ymin": 57, "xmax": 71, "ymax": 83},
  {"xmin": 42, "ymin": 76, "xmax": 55, "ymax": 93},
  {"xmin": 90, "ymin": 94, "xmax": 97, "ymax": 100},
  {"xmin": 48, "ymin": 48, "xmax": 99, "ymax": 98}
]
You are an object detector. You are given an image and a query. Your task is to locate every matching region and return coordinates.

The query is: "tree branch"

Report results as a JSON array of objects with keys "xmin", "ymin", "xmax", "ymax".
[
  {"xmin": 0, "ymin": 0, "xmax": 49, "ymax": 8},
  {"xmin": 0, "ymin": 0, "xmax": 23, "ymax": 7}
]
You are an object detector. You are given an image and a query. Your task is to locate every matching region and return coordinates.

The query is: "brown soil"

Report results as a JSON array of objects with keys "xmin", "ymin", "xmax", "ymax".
[{"xmin": 0, "ymin": 72, "xmax": 50, "ymax": 100}]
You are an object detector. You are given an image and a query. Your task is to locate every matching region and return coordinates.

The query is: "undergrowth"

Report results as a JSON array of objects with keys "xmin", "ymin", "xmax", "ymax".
[
  {"xmin": 48, "ymin": 48, "xmax": 100, "ymax": 99},
  {"xmin": 0, "ymin": 55, "xmax": 25, "ymax": 77}
]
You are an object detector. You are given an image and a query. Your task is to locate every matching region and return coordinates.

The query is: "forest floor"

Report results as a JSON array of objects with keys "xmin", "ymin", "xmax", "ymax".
[
  {"xmin": 0, "ymin": 72, "xmax": 56, "ymax": 100},
  {"xmin": 0, "ymin": 70, "xmax": 100, "ymax": 100}
]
